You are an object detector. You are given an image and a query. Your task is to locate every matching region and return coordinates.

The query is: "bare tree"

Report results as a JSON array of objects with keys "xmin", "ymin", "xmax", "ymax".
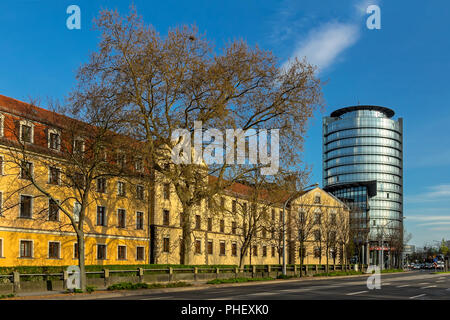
[{"xmin": 70, "ymin": 6, "xmax": 322, "ymax": 265}]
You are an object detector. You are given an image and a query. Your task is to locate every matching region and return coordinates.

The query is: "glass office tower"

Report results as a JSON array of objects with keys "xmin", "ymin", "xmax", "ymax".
[{"xmin": 323, "ymin": 106, "xmax": 403, "ymax": 266}]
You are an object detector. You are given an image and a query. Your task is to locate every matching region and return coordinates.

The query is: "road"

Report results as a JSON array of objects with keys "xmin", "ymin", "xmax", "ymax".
[{"xmin": 101, "ymin": 271, "xmax": 450, "ymax": 300}]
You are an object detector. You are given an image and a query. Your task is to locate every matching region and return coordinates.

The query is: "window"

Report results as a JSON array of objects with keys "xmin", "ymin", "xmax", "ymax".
[
  {"xmin": 207, "ymin": 217, "xmax": 212, "ymax": 231},
  {"xmin": 271, "ymin": 246, "xmax": 276, "ymax": 257},
  {"xmin": 262, "ymin": 229, "xmax": 266, "ymax": 239},
  {"xmin": 136, "ymin": 212, "xmax": 144, "ymax": 230},
  {"xmin": 97, "ymin": 206, "xmax": 107, "ymax": 226},
  {"xmin": 314, "ymin": 194, "xmax": 321, "ymax": 204},
  {"xmin": 20, "ymin": 240, "xmax": 33, "ymax": 258},
  {"xmin": 48, "ymin": 131, "xmax": 60, "ymax": 150},
  {"xmin": 48, "ymin": 199, "xmax": 59, "ymax": 221},
  {"xmin": 117, "ymin": 153, "xmax": 126, "ymax": 168},
  {"xmin": 136, "ymin": 247, "xmax": 145, "ymax": 261},
  {"xmin": 0, "ymin": 156, "xmax": 3, "ymax": 175},
  {"xmin": 48, "ymin": 167, "xmax": 60, "ymax": 185},
  {"xmin": 252, "ymin": 245, "xmax": 258, "ymax": 256},
  {"xmin": 314, "ymin": 247, "xmax": 321, "ymax": 258},
  {"xmin": 117, "ymin": 209, "xmax": 126, "ymax": 228},
  {"xmin": 195, "ymin": 240, "xmax": 201, "ymax": 254},
  {"xmin": 271, "ymin": 209, "xmax": 275, "ymax": 221},
  {"xmin": 220, "ymin": 197, "xmax": 225, "ymax": 209},
  {"xmin": 48, "ymin": 242, "xmax": 60, "ymax": 259},
  {"xmin": 232, "ymin": 200, "xmax": 237, "ymax": 213},
  {"xmin": 163, "ymin": 183, "xmax": 170, "ymax": 200},
  {"xmin": 135, "ymin": 158, "xmax": 143, "ymax": 172},
  {"xmin": 117, "ymin": 246, "xmax": 127, "ymax": 260},
  {"xmin": 231, "ymin": 221, "xmax": 237, "ymax": 234},
  {"xmin": 262, "ymin": 246, "xmax": 267, "ymax": 257},
  {"xmin": 73, "ymin": 202, "xmax": 81, "ymax": 223},
  {"xmin": 117, "ymin": 181, "xmax": 126, "ymax": 196},
  {"xmin": 0, "ymin": 191, "xmax": 3, "ymax": 216},
  {"xmin": 97, "ymin": 244, "xmax": 107, "ymax": 260},
  {"xmin": 0, "ymin": 239, "xmax": 3, "ymax": 257},
  {"xmin": 20, "ymin": 161, "xmax": 33, "ymax": 180},
  {"xmin": 195, "ymin": 215, "xmax": 201, "ymax": 229},
  {"xmin": 0, "ymin": 114, "xmax": 3, "ymax": 137},
  {"xmin": 97, "ymin": 178, "xmax": 107, "ymax": 193},
  {"xmin": 314, "ymin": 213, "xmax": 321, "ymax": 225},
  {"xmin": 231, "ymin": 243, "xmax": 237, "ymax": 256},
  {"xmin": 207, "ymin": 241, "xmax": 213, "ymax": 255},
  {"xmin": 163, "ymin": 210, "xmax": 170, "ymax": 226},
  {"xmin": 73, "ymin": 139, "xmax": 84, "ymax": 155},
  {"xmin": 314, "ymin": 230, "xmax": 321, "ymax": 241},
  {"xmin": 163, "ymin": 238, "xmax": 170, "ymax": 253},
  {"xmin": 136, "ymin": 185, "xmax": 144, "ymax": 200},
  {"xmin": 220, "ymin": 241, "xmax": 226, "ymax": 255},
  {"xmin": 330, "ymin": 213, "xmax": 337, "ymax": 225},
  {"xmin": 20, "ymin": 123, "xmax": 33, "ymax": 143},
  {"xmin": 220, "ymin": 219, "xmax": 225, "ymax": 233},
  {"xmin": 20, "ymin": 195, "xmax": 32, "ymax": 218},
  {"xmin": 73, "ymin": 243, "xmax": 78, "ymax": 259}
]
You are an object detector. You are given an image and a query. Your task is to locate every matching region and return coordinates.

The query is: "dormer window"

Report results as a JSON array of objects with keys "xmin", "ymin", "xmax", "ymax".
[
  {"xmin": 0, "ymin": 114, "xmax": 4, "ymax": 137},
  {"xmin": 73, "ymin": 138, "xmax": 85, "ymax": 155},
  {"xmin": 48, "ymin": 129, "xmax": 61, "ymax": 150},
  {"xmin": 20, "ymin": 121, "xmax": 34, "ymax": 143}
]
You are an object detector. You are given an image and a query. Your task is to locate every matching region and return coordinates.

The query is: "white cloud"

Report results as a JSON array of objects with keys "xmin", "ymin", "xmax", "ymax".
[
  {"xmin": 282, "ymin": 22, "xmax": 360, "ymax": 72},
  {"xmin": 405, "ymin": 184, "xmax": 450, "ymax": 203}
]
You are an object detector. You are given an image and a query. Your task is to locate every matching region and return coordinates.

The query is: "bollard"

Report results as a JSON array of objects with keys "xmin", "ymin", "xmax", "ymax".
[
  {"xmin": 293, "ymin": 265, "xmax": 297, "ymax": 276},
  {"xmin": 103, "ymin": 269, "xmax": 110, "ymax": 287},
  {"xmin": 168, "ymin": 267, "xmax": 173, "ymax": 282},
  {"xmin": 194, "ymin": 267, "xmax": 198, "ymax": 281},
  {"xmin": 215, "ymin": 267, "xmax": 220, "ymax": 279},
  {"xmin": 138, "ymin": 268, "xmax": 144, "ymax": 283},
  {"xmin": 234, "ymin": 267, "xmax": 239, "ymax": 279},
  {"xmin": 252, "ymin": 265, "xmax": 256, "ymax": 278},
  {"xmin": 13, "ymin": 272, "xmax": 20, "ymax": 293}
]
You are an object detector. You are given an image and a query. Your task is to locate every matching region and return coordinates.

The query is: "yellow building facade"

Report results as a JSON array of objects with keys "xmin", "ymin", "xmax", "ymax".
[{"xmin": 0, "ymin": 94, "xmax": 350, "ymax": 268}]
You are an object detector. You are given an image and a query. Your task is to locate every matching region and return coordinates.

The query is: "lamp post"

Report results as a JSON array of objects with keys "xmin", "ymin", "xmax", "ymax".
[
  {"xmin": 282, "ymin": 183, "xmax": 319, "ymax": 276},
  {"xmin": 377, "ymin": 219, "xmax": 398, "ymax": 270}
]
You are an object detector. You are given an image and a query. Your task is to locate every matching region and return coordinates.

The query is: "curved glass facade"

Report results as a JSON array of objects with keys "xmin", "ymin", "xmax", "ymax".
[{"xmin": 323, "ymin": 106, "xmax": 403, "ymax": 244}]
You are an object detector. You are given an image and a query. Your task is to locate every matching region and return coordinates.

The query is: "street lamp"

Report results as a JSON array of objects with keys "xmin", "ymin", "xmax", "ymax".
[{"xmin": 282, "ymin": 183, "xmax": 319, "ymax": 276}]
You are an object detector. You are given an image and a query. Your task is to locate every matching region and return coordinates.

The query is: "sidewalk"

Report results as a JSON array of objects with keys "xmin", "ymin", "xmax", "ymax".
[{"xmin": 4, "ymin": 272, "xmax": 386, "ymax": 300}]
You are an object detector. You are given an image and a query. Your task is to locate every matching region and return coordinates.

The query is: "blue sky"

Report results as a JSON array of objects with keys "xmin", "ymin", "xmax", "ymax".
[{"xmin": 0, "ymin": 0, "xmax": 449, "ymax": 248}]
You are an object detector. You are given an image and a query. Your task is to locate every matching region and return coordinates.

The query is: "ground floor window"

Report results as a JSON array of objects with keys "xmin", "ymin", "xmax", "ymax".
[
  {"xmin": 136, "ymin": 246, "xmax": 145, "ymax": 261},
  {"xmin": 97, "ymin": 244, "xmax": 107, "ymax": 260},
  {"xmin": 163, "ymin": 238, "xmax": 170, "ymax": 253},
  {"xmin": 118, "ymin": 245, "xmax": 127, "ymax": 260},
  {"xmin": 20, "ymin": 240, "xmax": 33, "ymax": 258},
  {"xmin": 48, "ymin": 242, "xmax": 60, "ymax": 259}
]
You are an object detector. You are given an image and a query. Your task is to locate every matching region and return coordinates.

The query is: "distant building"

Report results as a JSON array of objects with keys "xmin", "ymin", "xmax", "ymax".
[{"xmin": 323, "ymin": 105, "xmax": 404, "ymax": 267}]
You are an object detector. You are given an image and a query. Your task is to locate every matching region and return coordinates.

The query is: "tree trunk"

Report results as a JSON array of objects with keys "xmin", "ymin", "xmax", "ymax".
[
  {"xmin": 76, "ymin": 232, "xmax": 87, "ymax": 291},
  {"xmin": 181, "ymin": 205, "xmax": 193, "ymax": 265}
]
